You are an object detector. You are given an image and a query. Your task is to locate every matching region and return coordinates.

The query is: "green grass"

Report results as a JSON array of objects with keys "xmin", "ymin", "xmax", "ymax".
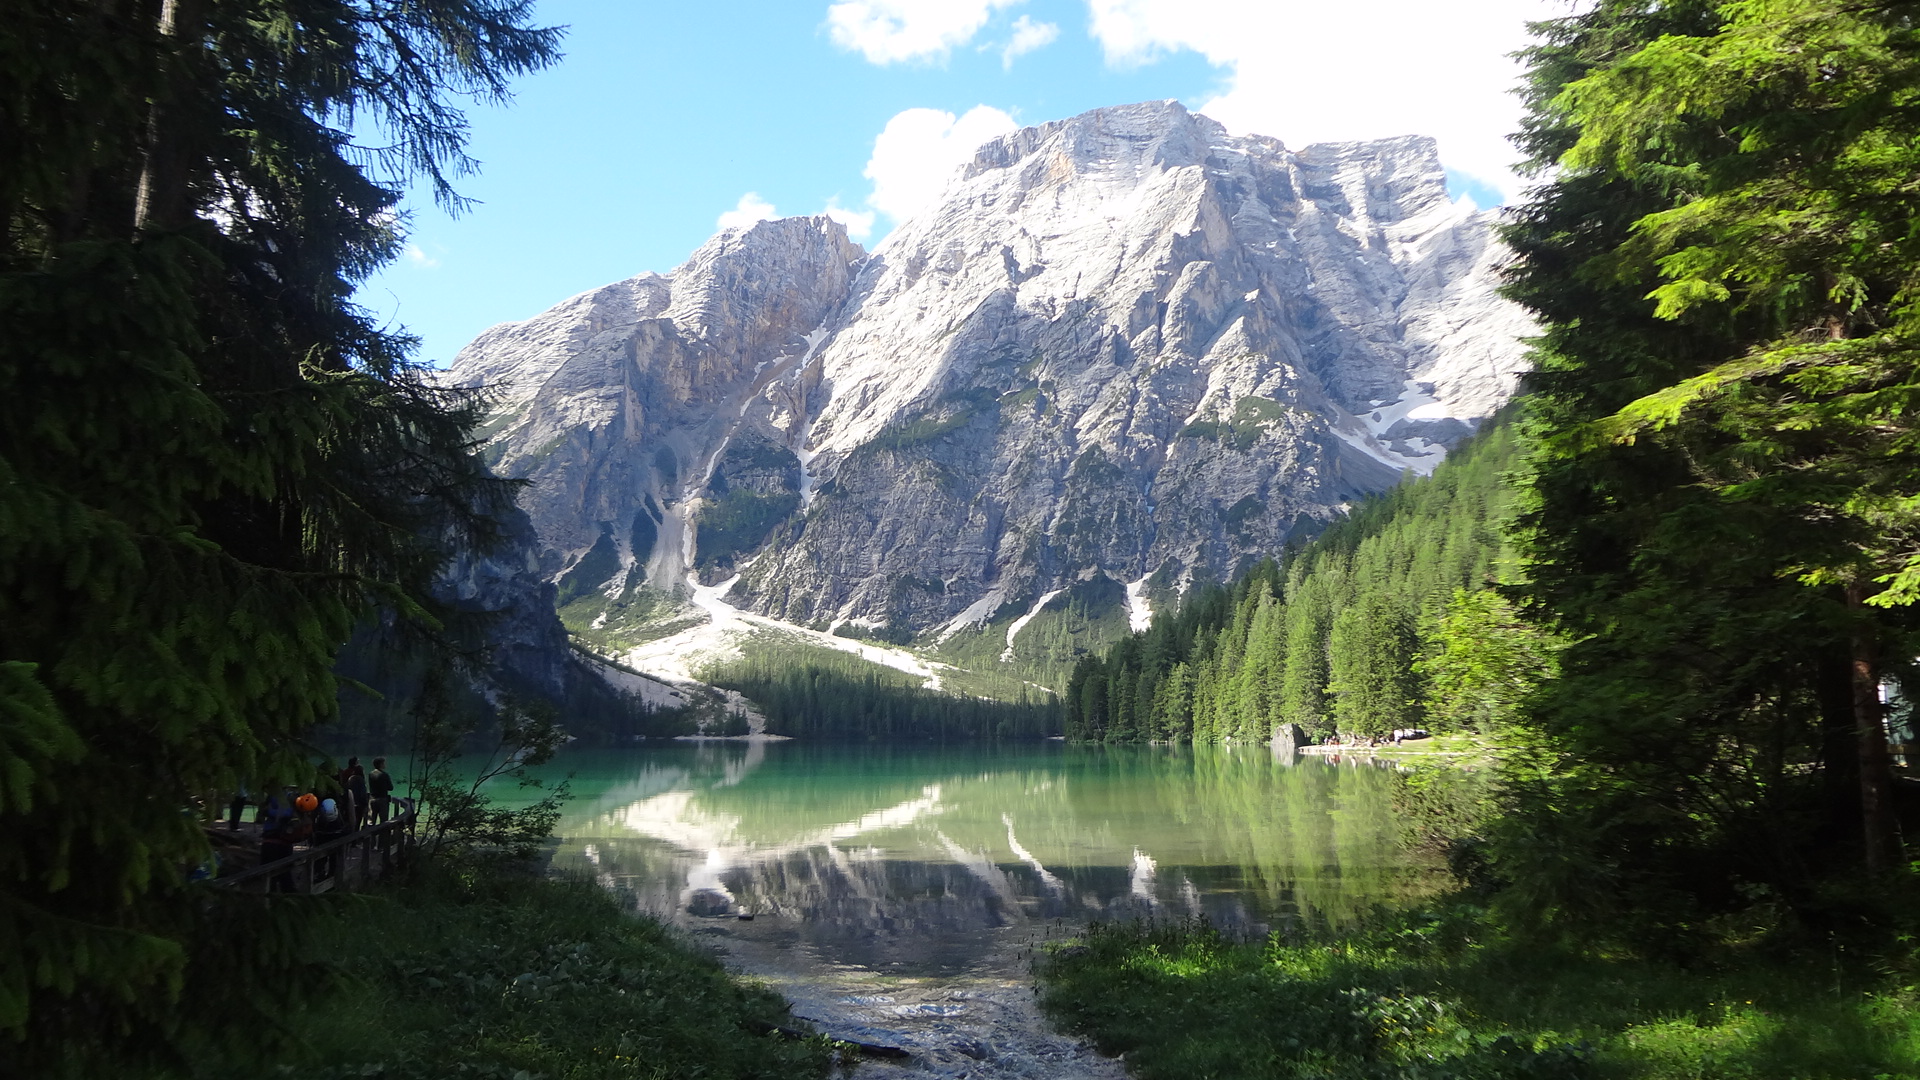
[
  {"xmin": 701, "ymin": 628, "xmax": 927, "ymax": 688},
  {"xmin": 1039, "ymin": 906, "xmax": 1920, "ymax": 1080},
  {"xmin": 1178, "ymin": 395, "xmax": 1300, "ymax": 451},
  {"xmin": 194, "ymin": 871, "xmax": 835, "ymax": 1080},
  {"xmin": 560, "ymin": 582, "xmax": 706, "ymax": 654},
  {"xmin": 710, "ymin": 625, "xmax": 1052, "ymax": 704},
  {"xmin": 865, "ymin": 408, "xmax": 977, "ymax": 451},
  {"xmin": 933, "ymin": 660, "xmax": 1059, "ymax": 702}
]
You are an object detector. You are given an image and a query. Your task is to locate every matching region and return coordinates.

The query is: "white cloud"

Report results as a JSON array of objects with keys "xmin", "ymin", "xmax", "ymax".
[
  {"xmin": 1083, "ymin": 0, "xmax": 1568, "ymax": 202},
  {"xmin": 716, "ymin": 191, "xmax": 779, "ymax": 232},
  {"xmin": 823, "ymin": 198, "xmax": 878, "ymax": 240},
  {"xmin": 863, "ymin": 105, "xmax": 1019, "ymax": 222},
  {"xmin": 827, "ymin": 0, "xmax": 1023, "ymax": 64},
  {"xmin": 404, "ymin": 243, "xmax": 439, "ymax": 269},
  {"xmin": 1001, "ymin": 14, "xmax": 1059, "ymax": 67}
]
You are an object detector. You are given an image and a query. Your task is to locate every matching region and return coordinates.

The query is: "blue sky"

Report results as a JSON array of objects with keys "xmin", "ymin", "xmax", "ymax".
[{"xmin": 360, "ymin": 0, "xmax": 1559, "ymax": 366}]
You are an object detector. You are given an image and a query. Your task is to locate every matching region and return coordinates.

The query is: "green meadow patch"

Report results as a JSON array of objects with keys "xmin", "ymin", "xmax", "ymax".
[{"xmin": 1040, "ymin": 907, "xmax": 1920, "ymax": 1080}]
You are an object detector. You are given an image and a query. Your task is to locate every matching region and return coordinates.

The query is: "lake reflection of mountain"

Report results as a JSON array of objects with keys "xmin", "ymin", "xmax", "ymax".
[{"xmin": 525, "ymin": 742, "xmax": 1435, "ymax": 970}]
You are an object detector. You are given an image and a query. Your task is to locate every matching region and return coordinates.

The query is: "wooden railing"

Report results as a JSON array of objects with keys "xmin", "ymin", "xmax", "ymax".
[{"xmin": 213, "ymin": 798, "xmax": 418, "ymax": 894}]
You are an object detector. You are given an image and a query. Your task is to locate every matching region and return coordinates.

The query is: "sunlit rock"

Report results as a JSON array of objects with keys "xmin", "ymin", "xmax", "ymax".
[{"xmin": 446, "ymin": 101, "xmax": 1531, "ymax": 648}]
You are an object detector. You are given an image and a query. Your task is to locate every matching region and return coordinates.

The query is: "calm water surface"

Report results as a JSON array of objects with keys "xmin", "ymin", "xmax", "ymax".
[{"xmin": 509, "ymin": 740, "xmax": 1436, "ymax": 1077}]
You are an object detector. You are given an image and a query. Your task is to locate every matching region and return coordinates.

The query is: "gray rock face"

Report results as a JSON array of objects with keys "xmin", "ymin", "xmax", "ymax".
[
  {"xmin": 434, "ymin": 507, "xmax": 575, "ymax": 701},
  {"xmin": 454, "ymin": 217, "xmax": 864, "ymax": 588},
  {"xmin": 447, "ymin": 101, "xmax": 1530, "ymax": 646}
]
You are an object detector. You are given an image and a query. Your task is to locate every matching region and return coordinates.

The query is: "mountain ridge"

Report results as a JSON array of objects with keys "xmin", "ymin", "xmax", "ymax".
[{"xmin": 445, "ymin": 100, "xmax": 1532, "ymax": 689}]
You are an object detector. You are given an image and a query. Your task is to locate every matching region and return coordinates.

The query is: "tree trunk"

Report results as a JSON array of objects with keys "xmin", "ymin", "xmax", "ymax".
[
  {"xmin": 133, "ymin": 0, "xmax": 200, "ymax": 233},
  {"xmin": 1817, "ymin": 648, "xmax": 1862, "ymax": 840},
  {"xmin": 1846, "ymin": 583, "xmax": 1902, "ymax": 872}
]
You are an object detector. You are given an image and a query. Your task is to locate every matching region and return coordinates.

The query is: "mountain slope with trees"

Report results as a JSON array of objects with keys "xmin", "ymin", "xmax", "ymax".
[
  {"xmin": 1041, "ymin": 10, "xmax": 1920, "ymax": 1071},
  {"xmin": 1064, "ymin": 422, "xmax": 1536, "ymax": 744},
  {"xmin": 1071, "ymin": 0, "xmax": 1920, "ymax": 934}
]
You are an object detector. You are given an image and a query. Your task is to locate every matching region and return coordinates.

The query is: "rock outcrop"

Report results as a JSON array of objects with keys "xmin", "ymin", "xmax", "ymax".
[{"xmin": 446, "ymin": 101, "xmax": 1531, "ymax": 660}]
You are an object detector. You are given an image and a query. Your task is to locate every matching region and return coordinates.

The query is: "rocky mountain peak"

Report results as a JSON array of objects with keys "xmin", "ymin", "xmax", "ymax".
[{"xmin": 446, "ymin": 101, "xmax": 1533, "ymax": 680}]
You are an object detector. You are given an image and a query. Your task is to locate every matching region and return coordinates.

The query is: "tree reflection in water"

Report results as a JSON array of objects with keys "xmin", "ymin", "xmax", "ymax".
[{"xmin": 513, "ymin": 741, "xmax": 1437, "ymax": 976}]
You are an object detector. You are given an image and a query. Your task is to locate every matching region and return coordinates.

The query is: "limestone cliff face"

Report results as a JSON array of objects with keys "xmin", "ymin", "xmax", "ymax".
[
  {"xmin": 432, "ymin": 507, "xmax": 574, "ymax": 701},
  {"xmin": 446, "ymin": 101, "xmax": 1531, "ymax": 650},
  {"xmin": 453, "ymin": 217, "xmax": 864, "ymax": 587}
]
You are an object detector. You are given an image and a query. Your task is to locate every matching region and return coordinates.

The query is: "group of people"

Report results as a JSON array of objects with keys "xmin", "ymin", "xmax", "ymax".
[
  {"xmin": 230, "ymin": 757, "xmax": 399, "ymax": 890},
  {"xmin": 323, "ymin": 755, "xmax": 399, "ymax": 831}
]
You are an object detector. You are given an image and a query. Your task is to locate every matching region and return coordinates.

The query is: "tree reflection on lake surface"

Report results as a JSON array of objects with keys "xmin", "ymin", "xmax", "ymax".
[{"xmin": 522, "ymin": 741, "xmax": 1436, "ymax": 977}]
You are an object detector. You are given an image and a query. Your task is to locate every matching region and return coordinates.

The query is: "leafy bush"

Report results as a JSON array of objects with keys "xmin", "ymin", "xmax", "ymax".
[{"xmin": 405, "ymin": 677, "xmax": 570, "ymax": 866}]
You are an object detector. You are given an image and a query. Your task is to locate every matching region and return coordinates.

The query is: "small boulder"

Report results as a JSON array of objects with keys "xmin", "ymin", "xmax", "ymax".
[{"xmin": 1271, "ymin": 722, "xmax": 1309, "ymax": 755}]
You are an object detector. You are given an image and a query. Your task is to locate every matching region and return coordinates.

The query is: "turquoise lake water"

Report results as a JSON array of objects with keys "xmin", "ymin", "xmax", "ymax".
[
  {"xmin": 477, "ymin": 739, "xmax": 1439, "ymax": 1071},
  {"xmin": 512, "ymin": 740, "xmax": 1432, "ymax": 973}
]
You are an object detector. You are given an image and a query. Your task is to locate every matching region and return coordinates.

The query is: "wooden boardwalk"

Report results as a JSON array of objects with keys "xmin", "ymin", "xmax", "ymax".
[{"xmin": 210, "ymin": 798, "xmax": 417, "ymax": 894}]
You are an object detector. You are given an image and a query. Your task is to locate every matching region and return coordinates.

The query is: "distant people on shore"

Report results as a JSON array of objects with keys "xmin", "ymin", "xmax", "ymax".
[
  {"xmin": 232, "ymin": 757, "xmax": 403, "ymax": 887},
  {"xmin": 258, "ymin": 789, "xmax": 310, "ymax": 891}
]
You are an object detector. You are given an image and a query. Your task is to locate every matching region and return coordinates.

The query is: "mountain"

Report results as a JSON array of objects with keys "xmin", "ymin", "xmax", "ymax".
[{"xmin": 445, "ymin": 100, "xmax": 1531, "ymax": 688}]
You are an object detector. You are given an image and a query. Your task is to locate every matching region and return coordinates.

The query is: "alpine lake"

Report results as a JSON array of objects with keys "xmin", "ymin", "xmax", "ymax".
[{"xmin": 491, "ymin": 739, "xmax": 1444, "ymax": 1079}]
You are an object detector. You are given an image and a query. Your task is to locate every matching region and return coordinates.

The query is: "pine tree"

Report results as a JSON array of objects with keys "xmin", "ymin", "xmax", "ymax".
[
  {"xmin": 1554, "ymin": 0, "xmax": 1920, "ymax": 871},
  {"xmin": 1328, "ymin": 594, "xmax": 1422, "ymax": 739},
  {"xmin": 0, "ymin": 1, "xmax": 558, "ymax": 1069},
  {"xmin": 1277, "ymin": 578, "xmax": 1334, "ymax": 737},
  {"xmin": 1157, "ymin": 661, "xmax": 1194, "ymax": 741},
  {"xmin": 1501, "ymin": 0, "xmax": 1920, "ymax": 922}
]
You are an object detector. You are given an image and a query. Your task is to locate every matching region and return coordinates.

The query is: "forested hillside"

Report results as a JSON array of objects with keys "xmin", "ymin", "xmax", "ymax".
[
  {"xmin": 1067, "ymin": 0, "xmax": 1920, "ymax": 942},
  {"xmin": 1065, "ymin": 422, "xmax": 1533, "ymax": 743},
  {"xmin": 702, "ymin": 644, "xmax": 1060, "ymax": 740}
]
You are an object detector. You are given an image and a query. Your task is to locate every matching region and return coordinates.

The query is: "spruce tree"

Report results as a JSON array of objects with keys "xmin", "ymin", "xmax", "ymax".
[
  {"xmin": 0, "ymin": 1, "xmax": 558, "ymax": 1069},
  {"xmin": 1503, "ymin": 0, "xmax": 1920, "ymax": 922},
  {"xmin": 1554, "ymin": 0, "xmax": 1920, "ymax": 871},
  {"xmin": 1328, "ymin": 594, "xmax": 1422, "ymax": 739}
]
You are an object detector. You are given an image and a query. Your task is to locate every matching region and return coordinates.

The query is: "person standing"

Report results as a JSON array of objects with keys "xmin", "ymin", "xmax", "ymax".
[
  {"xmin": 227, "ymin": 787, "xmax": 248, "ymax": 831},
  {"xmin": 345, "ymin": 759, "xmax": 369, "ymax": 830},
  {"xmin": 368, "ymin": 757, "xmax": 395, "ymax": 825}
]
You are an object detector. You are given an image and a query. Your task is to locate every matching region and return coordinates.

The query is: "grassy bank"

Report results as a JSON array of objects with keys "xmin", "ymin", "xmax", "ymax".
[
  {"xmin": 194, "ymin": 871, "xmax": 834, "ymax": 1080},
  {"xmin": 1039, "ymin": 906, "xmax": 1920, "ymax": 1080}
]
